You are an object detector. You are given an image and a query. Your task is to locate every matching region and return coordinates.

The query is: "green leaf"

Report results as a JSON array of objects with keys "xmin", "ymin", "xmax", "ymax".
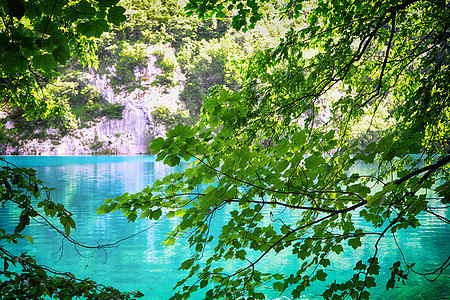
[
  {"xmin": 320, "ymin": 258, "xmax": 331, "ymax": 267},
  {"xmin": 333, "ymin": 244, "xmax": 344, "ymax": 254},
  {"xmin": 131, "ymin": 290, "xmax": 145, "ymax": 297},
  {"xmin": 235, "ymin": 249, "xmax": 246, "ymax": 260},
  {"xmin": 1, "ymin": 48, "xmax": 28, "ymax": 73},
  {"xmin": 40, "ymin": 0, "xmax": 56, "ymax": 15},
  {"xmin": 272, "ymin": 274, "xmax": 284, "ymax": 280},
  {"xmin": 63, "ymin": 6, "xmax": 79, "ymax": 22},
  {"xmin": 52, "ymin": 46, "xmax": 70, "ymax": 65},
  {"xmin": 367, "ymin": 183, "xmax": 395, "ymax": 208},
  {"xmin": 164, "ymin": 237, "xmax": 176, "ymax": 246},
  {"xmin": 167, "ymin": 123, "xmax": 189, "ymax": 138},
  {"xmin": 51, "ymin": 30, "xmax": 69, "ymax": 46},
  {"xmin": 97, "ymin": 202, "xmax": 117, "ymax": 214},
  {"xmin": 164, "ymin": 154, "xmax": 181, "ymax": 167},
  {"xmin": 366, "ymin": 276, "xmax": 376, "ymax": 288},
  {"xmin": 75, "ymin": 1, "xmax": 93, "ymax": 14},
  {"xmin": 77, "ymin": 20, "xmax": 109, "ymax": 38},
  {"xmin": 150, "ymin": 137, "xmax": 164, "ymax": 152},
  {"xmin": 33, "ymin": 53, "xmax": 57, "ymax": 73},
  {"xmin": 25, "ymin": 2, "xmax": 42, "ymax": 19},
  {"xmin": 64, "ymin": 224, "xmax": 71, "ymax": 236},
  {"xmin": 304, "ymin": 155, "xmax": 325, "ymax": 169},
  {"xmin": 68, "ymin": 217, "xmax": 76, "ymax": 230},
  {"xmin": 366, "ymin": 193, "xmax": 383, "ymax": 208},
  {"xmin": 25, "ymin": 235, "xmax": 34, "ymax": 244},
  {"xmin": 180, "ymin": 258, "xmax": 195, "ymax": 270},
  {"xmin": 275, "ymin": 160, "xmax": 289, "ymax": 173},
  {"xmin": 150, "ymin": 209, "xmax": 163, "ymax": 220},
  {"xmin": 354, "ymin": 260, "xmax": 367, "ymax": 271},
  {"xmin": 127, "ymin": 211, "xmax": 138, "ymax": 222},
  {"xmin": 322, "ymin": 129, "xmax": 335, "ymax": 141},
  {"xmin": 386, "ymin": 277, "xmax": 395, "ymax": 291},
  {"xmin": 91, "ymin": 20, "xmax": 109, "ymax": 38},
  {"xmin": 367, "ymin": 257, "xmax": 380, "ymax": 275},
  {"xmin": 292, "ymin": 130, "xmax": 307, "ymax": 148},
  {"xmin": 14, "ymin": 213, "xmax": 30, "ymax": 233},
  {"xmin": 216, "ymin": 11, "xmax": 226, "ymax": 18},
  {"xmin": 175, "ymin": 209, "xmax": 186, "ymax": 217},
  {"xmin": 348, "ymin": 238, "xmax": 362, "ymax": 249},
  {"xmin": 315, "ymin": 269, "xmax": 327, "ymax": 281},
  {"xmin": 108, "ymin": 6, "xmax": 127, "ymax": 26},
  {"xmin": 273, "ymin": 281, "xmax": 285, "ymax": 292}
]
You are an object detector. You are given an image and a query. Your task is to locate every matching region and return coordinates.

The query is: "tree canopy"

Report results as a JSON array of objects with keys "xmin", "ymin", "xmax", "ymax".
[
  {"xmin": 98, "ymin": 0, "xmax": 450, "ymax": 299},
  {"xmin": 0, "ymin": 0, "xmax": 126, "ymax": 118}
]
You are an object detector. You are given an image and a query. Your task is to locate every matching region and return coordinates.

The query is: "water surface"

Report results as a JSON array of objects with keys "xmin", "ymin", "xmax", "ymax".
[{"xmin": 1, "ymin": 156, "xmax": 448, "ymax": 299}]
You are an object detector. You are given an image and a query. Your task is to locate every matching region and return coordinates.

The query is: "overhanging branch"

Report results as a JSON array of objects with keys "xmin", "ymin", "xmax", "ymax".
[{"xmin": 394, "ymin": 155, "xmax": 450, "ymax": 185}]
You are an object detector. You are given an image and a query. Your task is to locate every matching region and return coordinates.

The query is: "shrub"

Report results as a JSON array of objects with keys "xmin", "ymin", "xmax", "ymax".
[
  {"xmin": 152, "ymin": 44, "xmax": 179, "ymax": 88},
  {"xmin": 110, "ymin": 42, "xmax": 149, "ymax": 93}
]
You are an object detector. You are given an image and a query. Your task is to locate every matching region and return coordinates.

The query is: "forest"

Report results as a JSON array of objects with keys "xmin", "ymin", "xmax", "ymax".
[
  {"xmin": 0, "ymin": 0, "xmax": 390, "ymax": 153},
  {"xmin": 1, "ymin": 0, "xmax": 449, "ymax": 299}
]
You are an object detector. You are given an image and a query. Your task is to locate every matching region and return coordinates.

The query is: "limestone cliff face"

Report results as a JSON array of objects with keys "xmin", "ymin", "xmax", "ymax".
[{"xmin": 4, "ymin": 47, "xmax": 185, "ymax": 155}]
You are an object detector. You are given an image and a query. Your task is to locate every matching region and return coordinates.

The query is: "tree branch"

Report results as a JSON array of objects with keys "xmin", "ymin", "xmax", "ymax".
[
  {"xmin": 376, "ymin": 11, "xmax": 396, "ymax": 95},
  {"xmin": 394, "ymin": 155, "xmax": 450, "ymax": 185}
]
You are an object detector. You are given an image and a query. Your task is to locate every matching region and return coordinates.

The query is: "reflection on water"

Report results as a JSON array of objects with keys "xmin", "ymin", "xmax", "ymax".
[{"xmin": 0, "ymin": 156, "xmax": 449, "ymax": 300}]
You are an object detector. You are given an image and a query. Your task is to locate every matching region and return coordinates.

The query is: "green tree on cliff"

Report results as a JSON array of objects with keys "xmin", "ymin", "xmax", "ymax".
[{"xmin": 99, "ymin": 0, "xmax": 450, "ymax": 299}]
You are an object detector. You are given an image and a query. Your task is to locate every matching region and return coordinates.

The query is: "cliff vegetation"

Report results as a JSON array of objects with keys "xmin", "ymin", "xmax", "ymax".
[{"xmin": 0, "ymin": 0, "xmax": 392, "ymax": 155}]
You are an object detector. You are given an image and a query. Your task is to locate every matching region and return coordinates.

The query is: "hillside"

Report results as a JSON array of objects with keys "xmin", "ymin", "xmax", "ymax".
[
  {"xmin": 1, "ymin": 46, "xmax": 185, "ymax": 155},
  {"xmin": 0, "ymin": 0, "xmax": 233, "ymax": 154},
  {"xmin": 0, "ymin": 0, "xmax": 387, "ymax": 155}
]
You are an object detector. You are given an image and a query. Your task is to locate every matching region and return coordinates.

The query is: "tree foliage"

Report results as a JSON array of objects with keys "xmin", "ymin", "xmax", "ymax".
[
  {"xmin": 0, "ymin": 0, "xmax": 125, "ymax": 117},
  {"xmin": 99, "ymin": 0, "xmax": 450, "ymax": 299},
  {"xmin": 1, "ymin": 0, "xmax": 296, "ymax": 135},
  {"xmin": 4, "ymin": 72, "xmax": 125, "ymax": 142},
  {"xmin": 0, "ymin": 0, "xmax": 142, "ymax": 298}
]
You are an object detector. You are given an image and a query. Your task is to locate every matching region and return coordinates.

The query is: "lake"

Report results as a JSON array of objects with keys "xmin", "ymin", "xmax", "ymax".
[{"xmin": 1, "ymin": 156, "xmax": 449, "ymax": 299}]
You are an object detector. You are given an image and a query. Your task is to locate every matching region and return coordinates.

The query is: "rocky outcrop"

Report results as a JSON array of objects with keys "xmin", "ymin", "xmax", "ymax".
[{"xmin": 3, "ymin": 45, "xmax": 186, "ymax": 155}]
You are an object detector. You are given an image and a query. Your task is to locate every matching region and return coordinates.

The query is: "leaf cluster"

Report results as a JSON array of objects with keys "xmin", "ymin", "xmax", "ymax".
[
  {"xmin": 0, "ymin": 0, "xmax": 126, "ymax": 117},
  {"xmin": 0, "ymin": 1, "xmax": 145, "ymax": 297},
  {"xmin": 100, "ymin": 0, "xmax": 450, "ymax": 299}
]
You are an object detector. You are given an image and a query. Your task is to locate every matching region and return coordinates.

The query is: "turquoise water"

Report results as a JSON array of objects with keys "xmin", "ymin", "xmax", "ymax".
[{"xmin": 1, "ymin": 156, "xmax": 449, "ymax": 299}]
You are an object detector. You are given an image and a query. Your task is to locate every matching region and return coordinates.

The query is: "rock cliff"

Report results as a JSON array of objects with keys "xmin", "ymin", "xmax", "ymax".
[{"xmin": 2, "ymin": 46, "xmax": 186, "ymax": 155}]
